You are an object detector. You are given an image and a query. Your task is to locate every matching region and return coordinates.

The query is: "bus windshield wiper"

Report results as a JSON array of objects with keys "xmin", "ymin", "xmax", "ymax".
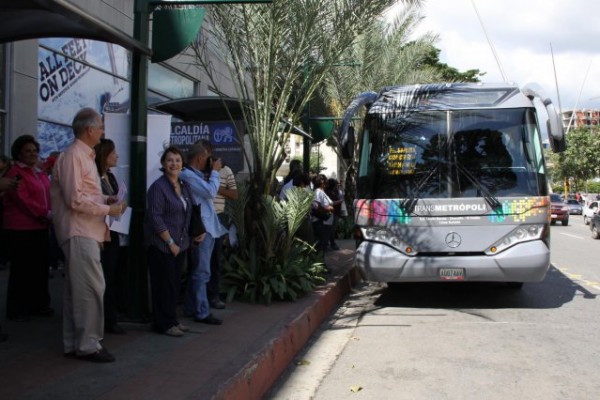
[
  {"xmin": 401, "ymin": 162, "xmax": 442, "ymax": 214},
  {"xmin": 401, "ymin": 136, "xmax": 450, "ymax": 214},
  {"xmin": 453, "ymin": 162, "xmax": 503, "ymax": 211}
]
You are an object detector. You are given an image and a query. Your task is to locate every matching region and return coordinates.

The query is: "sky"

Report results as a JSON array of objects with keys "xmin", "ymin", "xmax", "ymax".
[{"xmin": 387, "ymin": 0, "xmax": 600, "ymax": 111}]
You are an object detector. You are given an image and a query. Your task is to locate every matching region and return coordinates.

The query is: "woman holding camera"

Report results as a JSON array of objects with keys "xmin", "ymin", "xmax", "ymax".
[{"xmin": 2, "ymin": 135, "xmax": 52, "ymax": 321}]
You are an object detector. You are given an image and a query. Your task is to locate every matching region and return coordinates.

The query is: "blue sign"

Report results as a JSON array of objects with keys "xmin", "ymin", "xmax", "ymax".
[{"xmin": 170, "ymin": 121, "xmax": 244, "ymax": 173}]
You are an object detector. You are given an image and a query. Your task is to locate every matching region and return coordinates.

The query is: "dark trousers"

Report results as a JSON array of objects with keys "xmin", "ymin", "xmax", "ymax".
[
  {"xmin": 5, "ymin": 229, "xmax": 50, "ymax": 318},
  {"xmin": 147, "ymin": 245, "xmax": 184, "ymax": 332},
  {"xmin": 101, "ymin": 231, "xmax": 120, "ymax": 325},
  {"xmin": 207, "ymin": 234, "xmax": 223, "ymax": 303},
  {"xmin": 208, "ymin": 213, "xmax": 229, "ymax": 302},
  {"xmin": 48, "ymin": 225, "xmax": 64, "ymax": 269},
  {"xmin": 312, "ymin": 220, "xmax": 333, "ymax": 254}
]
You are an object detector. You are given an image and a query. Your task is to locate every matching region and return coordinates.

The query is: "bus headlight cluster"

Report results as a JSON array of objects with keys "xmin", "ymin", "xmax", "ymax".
[
  {"xmin": 361, "ymin": 227, "xmax": 416, "ymax": 256},
  {"xmin": 485, "ymin": 224, "xmax": 545, "ymax": 255}
]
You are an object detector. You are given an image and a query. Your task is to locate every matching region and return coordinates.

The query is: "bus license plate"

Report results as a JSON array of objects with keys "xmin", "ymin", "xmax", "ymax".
[{"xmin": 439, "ymin": 268, "xmax": 465, "ymax": 281}]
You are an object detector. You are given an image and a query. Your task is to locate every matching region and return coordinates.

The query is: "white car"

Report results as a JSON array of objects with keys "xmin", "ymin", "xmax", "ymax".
[{"xmin": 583, "ymin": 200, "xmax": 599, "ymax": 225}]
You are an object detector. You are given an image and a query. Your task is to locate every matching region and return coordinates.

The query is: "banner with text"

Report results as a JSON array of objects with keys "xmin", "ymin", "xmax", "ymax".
[{"xmin": 170, "ymin": 121, "xmax": 244, "ymax": 173}]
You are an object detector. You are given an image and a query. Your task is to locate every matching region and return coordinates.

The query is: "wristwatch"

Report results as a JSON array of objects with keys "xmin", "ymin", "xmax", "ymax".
[{"xmin": 165, "ymin": 238, "xmax": 175, "ymax": 245}]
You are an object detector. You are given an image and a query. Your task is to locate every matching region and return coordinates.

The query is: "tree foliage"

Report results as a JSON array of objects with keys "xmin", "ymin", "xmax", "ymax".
[
  {"xmin": 190, "ymin": 0, "xmax": 412, "ymax": 303},
  {"xmin": 421, "ymin": 46, "xmax": 483, "ymax": 82},
  {"xmin": 315, "ymin": 3, "xmax": 482, "ymax": 204},
  {"xmin": 546, "ymin": 126, "xmax": 600, "ymax": 193}
]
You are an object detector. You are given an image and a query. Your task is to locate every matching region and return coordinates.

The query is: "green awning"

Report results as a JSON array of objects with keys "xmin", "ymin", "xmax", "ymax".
[
  {"xmin": 310, "ymin": 117, "xmax": 336, "ymax": 143},
  {"xmin": 151, "ymin": 6, "xmax": 205, "ymax": 63}
]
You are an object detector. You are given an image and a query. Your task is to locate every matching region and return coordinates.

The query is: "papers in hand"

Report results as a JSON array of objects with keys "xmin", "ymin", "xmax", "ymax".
[{"xmin": 106, "ymin": 206, "xmax": 132, "ymax": 235}]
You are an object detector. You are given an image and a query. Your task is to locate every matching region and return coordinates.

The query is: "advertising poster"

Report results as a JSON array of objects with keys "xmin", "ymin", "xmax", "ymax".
[{"xmin": 37, "ymin": 38, "xmax": 130, "ymax": 157}]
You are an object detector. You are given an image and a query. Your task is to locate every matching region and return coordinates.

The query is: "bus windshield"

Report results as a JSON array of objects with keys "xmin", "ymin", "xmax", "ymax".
[{"xmin": 357, "ymin": 108, "xmax": 548, "ymax": 200}]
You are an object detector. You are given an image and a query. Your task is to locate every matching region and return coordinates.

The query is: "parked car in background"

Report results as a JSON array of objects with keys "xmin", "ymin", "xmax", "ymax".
[
  {"xmin": 590, "ymin": 214, "xmax": 600, "ymax": 239},
  {"xmin": 583, "ymin": 200, "xmax": 599, "ymax": 225},
  {"xmin": 565, "ymin": 199, "xmax": 583, "ymax": 215},
  {"xmin": 550, "ymin": 193, "xmax": 569, "ymax": 226}
]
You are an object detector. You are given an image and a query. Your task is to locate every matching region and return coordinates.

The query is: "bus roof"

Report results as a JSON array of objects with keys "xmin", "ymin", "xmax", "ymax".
[{"xmin": 369, "ymin": 83, "xmax": 536, "ymax": 114}]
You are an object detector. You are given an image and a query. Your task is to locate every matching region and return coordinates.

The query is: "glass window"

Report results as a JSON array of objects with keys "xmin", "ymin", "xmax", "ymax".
[
  {"xmin": 359, "ymin": 108, "xmax": 546, "ymax": 199},
  {"xmin": 148, "ymin": 63, "xmax": 194, "ymax": 99}
]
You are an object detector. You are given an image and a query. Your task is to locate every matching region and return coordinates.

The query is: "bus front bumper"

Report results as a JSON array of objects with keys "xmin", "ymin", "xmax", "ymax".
[{"xmin": 355, "ymin": 240, "xmax": 550, "ymax": 283}]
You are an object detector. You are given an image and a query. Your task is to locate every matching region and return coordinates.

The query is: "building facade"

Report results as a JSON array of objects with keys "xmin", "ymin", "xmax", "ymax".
[
  {"xmin": 0, "ymin": 0, "xmax": 237, "ymax": 158},
  {"xmin": 561, "ymin": 109, "xmax": 600, "ymax": 130}
]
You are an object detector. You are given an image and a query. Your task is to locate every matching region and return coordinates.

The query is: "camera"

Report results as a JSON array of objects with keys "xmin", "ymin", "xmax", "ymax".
[{"xmin": 204, "ymin": 156, "xmax": 213, "ymax": 173}]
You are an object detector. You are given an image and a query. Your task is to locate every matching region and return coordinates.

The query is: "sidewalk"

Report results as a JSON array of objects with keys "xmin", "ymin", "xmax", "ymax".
[{"xmin": 0, "ymin": 239, "xmax": 359, "ymax": 400}]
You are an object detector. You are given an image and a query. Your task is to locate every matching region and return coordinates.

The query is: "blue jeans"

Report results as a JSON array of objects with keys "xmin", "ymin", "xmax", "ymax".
[{"xmin": 184, "ymin": 233, "xmax": 215, "ymax": 319}]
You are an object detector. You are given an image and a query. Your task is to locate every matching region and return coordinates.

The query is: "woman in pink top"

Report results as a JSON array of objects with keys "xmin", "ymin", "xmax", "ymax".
[{"xmin": 2, "ymin": 135, "xmax": 53, "ymax": 321}]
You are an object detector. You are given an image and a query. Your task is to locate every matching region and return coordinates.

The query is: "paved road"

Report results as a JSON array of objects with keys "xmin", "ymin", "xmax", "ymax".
[{"xmin": 268, "ymin": 217, "xmax": 600, "ymax": 400}]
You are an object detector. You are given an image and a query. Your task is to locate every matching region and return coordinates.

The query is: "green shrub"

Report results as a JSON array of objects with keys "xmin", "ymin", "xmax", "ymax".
[{"xmin": 221, "ymin": 184, "xmax": 326, "ymax": 304}]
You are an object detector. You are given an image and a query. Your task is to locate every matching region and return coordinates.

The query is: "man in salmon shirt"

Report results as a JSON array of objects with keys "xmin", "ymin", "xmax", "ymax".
[{"xmin": 51, "ymin": 108, "xmax": 126, "ymax": 363}]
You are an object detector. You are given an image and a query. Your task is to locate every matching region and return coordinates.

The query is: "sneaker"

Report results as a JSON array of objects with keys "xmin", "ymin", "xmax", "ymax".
[
  {"xmin": 164, "ymin": 326, "xmax": 184, "ymax": 337},
  {"xmin": 177, "ymin": 324, "xmax": 190, "ymax": 332}
]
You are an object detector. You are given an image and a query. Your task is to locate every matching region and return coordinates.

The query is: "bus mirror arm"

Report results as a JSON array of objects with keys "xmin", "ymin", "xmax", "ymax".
[
  {"xmin": 339, "ymin": 91, "xmax": 379, "ymax": 157},
  {"xmin": 522, "ymin": 83, "xmax": 566, "ymax": 153}
]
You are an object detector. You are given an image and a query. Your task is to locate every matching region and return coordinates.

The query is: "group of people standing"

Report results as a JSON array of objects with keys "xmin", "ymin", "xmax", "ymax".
[
  {"xmin": 0, "ymin": 107, "xmax": 238, "ymax": 362},
  {"xmin": 279, "ymin": 160, "xmax": 348, "ymax": 257},
  {"xmin": 1, "ymin": 105, "xmax": 349, "ymax": 362}
]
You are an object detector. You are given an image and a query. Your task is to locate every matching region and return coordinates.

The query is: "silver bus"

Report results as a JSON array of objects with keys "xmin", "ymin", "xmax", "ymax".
[{"xmin": 339, "ymin": 83, "xmax": 566, "ymax": 288}]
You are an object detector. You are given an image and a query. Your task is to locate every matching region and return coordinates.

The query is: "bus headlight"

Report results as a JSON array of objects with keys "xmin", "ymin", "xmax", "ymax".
[
  {"xmin": 485, "ymin": 224, "xmax": 545, "ymax": 255},
  {"xmin": 361, "ymin": 227, "xmax": 417, "ymax": 256}
]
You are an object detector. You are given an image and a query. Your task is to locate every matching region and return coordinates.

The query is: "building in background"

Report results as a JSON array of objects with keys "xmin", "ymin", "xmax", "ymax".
[{"xmin": 561, "ymin": 109, "xmax": 600, "ymax": 130}]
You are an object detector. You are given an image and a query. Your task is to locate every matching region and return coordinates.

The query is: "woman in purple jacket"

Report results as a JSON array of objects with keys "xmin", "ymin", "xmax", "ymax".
[
  {"xmin": 145, "ymin": 146, "xmax": 205, "ymax": 337},
  {"xmin": 3, "ymin": 135, "xmax": 53, "ymax": 321}
]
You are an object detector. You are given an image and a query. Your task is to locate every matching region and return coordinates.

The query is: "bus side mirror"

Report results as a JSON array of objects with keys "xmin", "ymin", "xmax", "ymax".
[
  {"xmin": 341, "ymin": 126, "xmax": 355, "ymax": 159},
  {"xmin": 546, "ymin": 102, "xmax": 566, "ymax": 153}
]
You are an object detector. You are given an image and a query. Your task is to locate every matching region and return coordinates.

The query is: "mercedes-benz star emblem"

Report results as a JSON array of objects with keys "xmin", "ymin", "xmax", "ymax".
[{"xmin": 445, "ymin": 232, "xmax": 462, "ymax": 248}]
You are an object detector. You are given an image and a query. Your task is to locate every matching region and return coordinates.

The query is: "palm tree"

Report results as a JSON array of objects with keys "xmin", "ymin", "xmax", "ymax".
[
  {"xmin": 188, "ymin": 0, "xmax": 422, "ymax": 303},
  {"xmin": 316, "ymin": 3, "xmax": 444, "ymax": 204}
]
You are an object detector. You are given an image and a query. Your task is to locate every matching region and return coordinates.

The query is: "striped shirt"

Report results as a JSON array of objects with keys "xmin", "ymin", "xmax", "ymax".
[
  {"xmin": 144, "ymin": 174, "xmax": 193, "ymax": 254},
  {"xmin": 214, "ymin": 165, "xmax": 237, "ymax": 214}
]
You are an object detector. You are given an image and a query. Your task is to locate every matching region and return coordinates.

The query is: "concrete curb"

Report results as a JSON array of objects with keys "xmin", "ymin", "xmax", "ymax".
[{"xmin": 213, "ymin": 266, "xmax": 362, "ymax": 400}]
